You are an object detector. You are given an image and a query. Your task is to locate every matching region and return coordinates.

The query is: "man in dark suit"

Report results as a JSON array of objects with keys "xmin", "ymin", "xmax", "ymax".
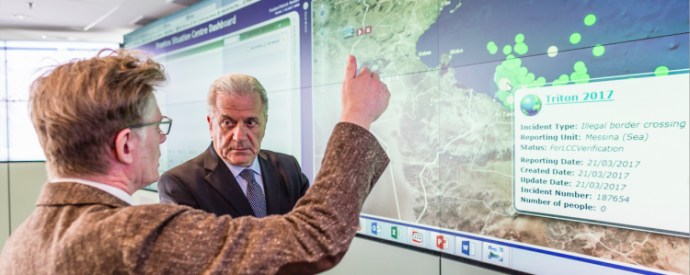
[{"xmin": 158, "ymin": 74, "xmax": 309, "ymax": 218}]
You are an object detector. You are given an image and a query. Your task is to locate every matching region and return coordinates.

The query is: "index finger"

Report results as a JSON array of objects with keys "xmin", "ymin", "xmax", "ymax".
[{"xmin": 344, "ymin": 55, "xmax": 357, "ymax": 81}]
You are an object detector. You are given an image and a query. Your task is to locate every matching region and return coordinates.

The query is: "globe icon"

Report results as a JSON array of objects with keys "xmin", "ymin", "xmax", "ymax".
[{"xmin": 520, "ymin": 94, "xmax": 542, "ymax": 116}]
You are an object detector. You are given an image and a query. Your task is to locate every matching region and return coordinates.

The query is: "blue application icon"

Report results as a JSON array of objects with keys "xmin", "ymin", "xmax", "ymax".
[
  {"xmin": 520, "ymin": 94, "xmax": 542, "ymax": 116},
  {"xmin": 371, "ymin": 222, "xmax": 381, "ymax": 235},
  {"xmin": 461, "ymin": 241, "xmax": 476, "ymax": 256},
  {"xmin": 488, "ymin": 245, "xmax": 504, "ymax": 262}
]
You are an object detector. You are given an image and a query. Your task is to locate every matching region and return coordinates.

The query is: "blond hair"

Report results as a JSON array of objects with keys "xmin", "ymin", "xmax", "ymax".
[
  {"xmin": 29, "ymin": 49, "xmax": 166, "ymax": 178},
  {"xmin": 207, "ymin": 74, "xmax": 268, "ymax": 118}
]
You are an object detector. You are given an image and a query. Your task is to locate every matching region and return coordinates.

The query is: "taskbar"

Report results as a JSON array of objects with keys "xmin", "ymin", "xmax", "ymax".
[{"xmin": 356, "ymin": 214, "xmax": 679, "ymax": 275}]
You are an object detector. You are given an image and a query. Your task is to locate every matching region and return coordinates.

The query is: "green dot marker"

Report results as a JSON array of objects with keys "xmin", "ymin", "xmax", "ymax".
[
  {"xmin": 514, "ymin": 43, "xmax": 528, "ymax": 55},
  {"xmin": 487, "ymin": 41, "xmax": 498, "ymax": 54},
  {"xmin": 551, "ymin": 74, "xmax": 568, "ymax": 86},
  {"xmin": 503, "ymin": 45, "xmax": 512, "ymax": 55},
  {"xmin": 519, "ymin": 67, "xmax": 528, "ymax": 76},
  {"xmin": 578, "ymin": 73, "xmax": 591, "ymax": 83},
  {"xmin": 584, "ymin": 14, "xmax": 597, "ymax": 26},
  {"xmin": 655, "ymin": 66, "xmax": 670, "ymax": 76},
  {"xmin": 553, "ymin": 74, "xmax": 570, "ymax": 86},
  {"xmin": 570, "ymin": 33, "xmax": 581, "ymax": 44},
  {"xmin": 505, "ymin": 56, "xmax": 521, "ymax": 68},
  {"xmin": 525, "ymin": 73, "xmax": 535, "ymax": 84},
  {"xmin": 574, "ymin": 61, "xmax": 586, "ymax": 72},
  {"xmin": 592, "ymin": 44, "xmax": 605, "ymax": 56},
  {"xmin": 536, "ymin": 76, "xmax": 546, "ymax": 86},
  {"xmin": 515, "ymin": 33, "xmax": 525, "ymax": 43}
]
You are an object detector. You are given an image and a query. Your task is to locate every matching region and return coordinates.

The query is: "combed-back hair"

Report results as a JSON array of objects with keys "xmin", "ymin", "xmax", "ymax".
[
  {"xmin": 29, "ymin": 49, "xmax": 166, "ymax": 178},
  {"xmin": 207, "ymin": 74, "xmax": 268, "ymax": 118}
]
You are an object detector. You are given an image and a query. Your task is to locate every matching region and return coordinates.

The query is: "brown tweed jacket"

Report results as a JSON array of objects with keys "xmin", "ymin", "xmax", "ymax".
[{"xmin": 0, "ymin": 122, "xmax": 389, "ymax": 275}]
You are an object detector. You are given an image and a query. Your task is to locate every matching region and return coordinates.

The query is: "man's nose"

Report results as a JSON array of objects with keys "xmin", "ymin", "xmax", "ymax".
[
  {"xmin": 160, "ymin": 131, "xmax": 167, "ymax": 144},
  {"xmin": 232, "ymin": 124, "xmax": 247, "ymax": 142}
]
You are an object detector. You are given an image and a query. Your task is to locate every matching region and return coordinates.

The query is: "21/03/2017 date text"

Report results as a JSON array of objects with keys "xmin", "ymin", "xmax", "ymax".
[
  {"xmin": 578, "ymin": 170, "xmax": 630, "ymax": 179},
  {"xmin": 587, "ymin": 159, "xmax": 641, "ymax": 168},
  {"xmin": 575, "ymin": 181, "xmax": 627, "ymax": 191}
]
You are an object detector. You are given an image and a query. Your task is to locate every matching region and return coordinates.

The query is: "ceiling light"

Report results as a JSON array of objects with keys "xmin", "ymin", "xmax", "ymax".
[{"xmin": 12, "ymin": 14, "xmax": 31, "ymax": 20}]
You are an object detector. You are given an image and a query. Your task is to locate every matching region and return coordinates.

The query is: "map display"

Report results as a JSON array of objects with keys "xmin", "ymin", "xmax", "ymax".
[{"xmin": 311, "ymin": 0, "xmax": 689, "ymax": 273}]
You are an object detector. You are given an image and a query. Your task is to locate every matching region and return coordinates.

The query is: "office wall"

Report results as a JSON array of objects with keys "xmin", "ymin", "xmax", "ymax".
[
  {"xmin": 0, "ymin": 162, "xmax": 45, "ymax": 248},
  {"xmin": 8, "ymin": 162, "xmax": 47, "ymax": 231},
  {"xmin": 0, "ymin": 163, "xmax": 8, "ymax": 249},
  {"xmin": 321, "ymin": 237, "xmax": 440, "ymax": 275}
]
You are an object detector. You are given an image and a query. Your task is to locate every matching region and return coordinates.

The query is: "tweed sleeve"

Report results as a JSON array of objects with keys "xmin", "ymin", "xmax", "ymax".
[{"xmin": 122, "ymin": 122, "xmax": 389, "ymax": 275}]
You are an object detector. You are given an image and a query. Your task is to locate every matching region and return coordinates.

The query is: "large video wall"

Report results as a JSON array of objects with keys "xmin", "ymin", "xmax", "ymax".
[{"xmin": 125, "ymin": 0, "xmax": 689, "ymax": 274}]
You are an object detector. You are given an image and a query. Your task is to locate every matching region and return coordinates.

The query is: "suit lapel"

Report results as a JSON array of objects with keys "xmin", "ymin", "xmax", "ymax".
[
  {"xmin": 203, "ymin": 144, "xmax": 255, "ymax": 217},
  {"xmin": 259, "ymin": 151, "xmax": 282, "ymax": 215}
]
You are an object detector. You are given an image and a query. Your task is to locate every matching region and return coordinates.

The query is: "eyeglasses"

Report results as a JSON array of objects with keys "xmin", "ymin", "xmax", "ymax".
[{"xmin": 128, "ymin": 116, "xmax": 173, "ymax": 135}]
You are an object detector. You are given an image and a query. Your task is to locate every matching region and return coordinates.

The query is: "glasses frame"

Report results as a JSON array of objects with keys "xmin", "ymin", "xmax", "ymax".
[{"xmin": 128, "ymin": 116, "xmax": 173, "ymax": 135}]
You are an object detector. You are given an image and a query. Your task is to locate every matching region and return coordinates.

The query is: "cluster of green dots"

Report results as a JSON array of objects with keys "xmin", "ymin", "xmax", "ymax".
[
  {"xmin": 483, "ymin": 13, "xmax": 648, "ymax": 109},
  {"xmin": 493, "ymin": 55, "xmax": 546, "ymax": 108},
  {"xmin": 552, "ymin": 61, "xmax": 591, "ymax": 86},
  {"xmin": 514, "ymin": 33, "xmax": 528, "ymax": 55},
  {"xmin": 487, "ymin": 33, "xmax": 528, "ymax": 57},
  {"xmin": 570, "ymin": 61, "xmax": 591, "ymax": 84}
]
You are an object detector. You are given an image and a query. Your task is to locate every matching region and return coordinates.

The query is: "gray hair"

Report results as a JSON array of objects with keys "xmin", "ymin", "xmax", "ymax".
[{"xmin": 207, "ymin": 73, "xmax": 268, "ymax": 118}]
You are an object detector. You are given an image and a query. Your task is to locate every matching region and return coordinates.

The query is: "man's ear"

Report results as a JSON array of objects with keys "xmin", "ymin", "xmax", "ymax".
[
  {"xmin": 207, "ymin": 115, "xmax": 213, "ymax": 138},
  {"xmin": 114, "ymin": 128, "xmax": 136, "ymax": 164}
]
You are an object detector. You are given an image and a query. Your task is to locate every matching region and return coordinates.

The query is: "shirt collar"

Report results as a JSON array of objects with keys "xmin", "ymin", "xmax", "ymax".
[
  {"xmin": 222, "ymin": 157, "xmax": 261, "ymax": 178},
  {"xmin": 50, "ymin": 178, "xmax": 134, "ymax": 205}
]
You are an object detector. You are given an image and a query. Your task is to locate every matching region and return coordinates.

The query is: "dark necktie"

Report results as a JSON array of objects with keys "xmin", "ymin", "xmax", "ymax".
[{"xmin": 239, "ymin": 169, "xmax": 267, "ymax": 218}]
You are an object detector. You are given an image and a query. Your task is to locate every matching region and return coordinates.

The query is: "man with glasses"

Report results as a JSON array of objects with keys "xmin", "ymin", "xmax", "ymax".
[
  {"xmin": 129, "ymin": 116, "xmax": 172, "ymax": 135},
  {"xmin": 0, "ymin": 50, "xmax": 390, "ymax": 274},
  {"xmin": 158, "ymin": 74, "xmax": 310, "ymax": 219}
]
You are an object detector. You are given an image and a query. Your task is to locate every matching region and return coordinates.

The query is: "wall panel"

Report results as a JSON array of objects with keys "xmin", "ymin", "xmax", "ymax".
[
  {"xmin": 8, "ymin": 162, "xmax": 47, "ymax": 231},
  {"xmin": 321, "ymin": 237, "xmax": 440, "ymax": 275},
  {"xmin": 0, "ymin": 163, "xmax": 9, "ymax": 248}
]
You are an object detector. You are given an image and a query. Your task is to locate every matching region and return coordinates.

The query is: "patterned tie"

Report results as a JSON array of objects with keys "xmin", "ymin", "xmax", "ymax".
[{"xmin": 239, "ymin": 169, "xmax": 267, "ymax": 218}]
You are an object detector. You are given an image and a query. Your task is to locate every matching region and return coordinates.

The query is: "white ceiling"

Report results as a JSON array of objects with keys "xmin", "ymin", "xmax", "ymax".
[{"xmin": 0, "ymin": 0, "xmax": 188, "ymax": 42}]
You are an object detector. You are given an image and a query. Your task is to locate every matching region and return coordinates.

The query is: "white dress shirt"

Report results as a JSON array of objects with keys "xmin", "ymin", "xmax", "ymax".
[
  {"xmin": 51, "ymin": 178, "xmax": 134, "ymax": 205},
  {"xmin": 221, "ymin": 157, "xmax": 265, "ymax": 196}
]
